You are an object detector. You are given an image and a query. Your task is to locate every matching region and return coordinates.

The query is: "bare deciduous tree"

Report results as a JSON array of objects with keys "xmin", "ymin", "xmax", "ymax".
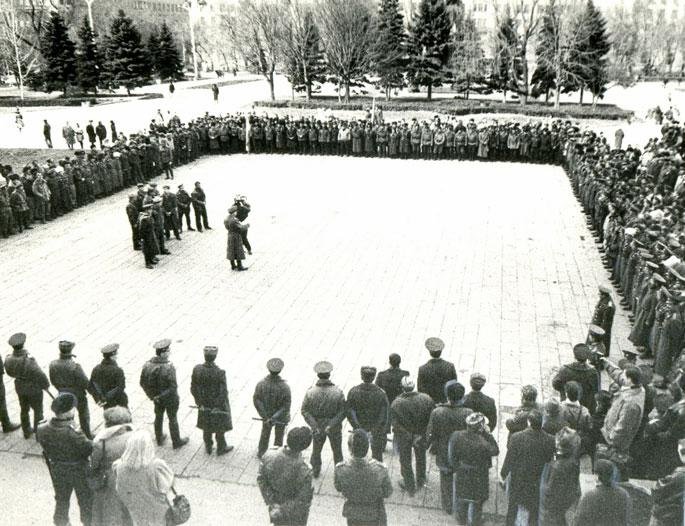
[
  {"xmin": 314, "ymin": 0, "xmax": 375, "ymax": 103},
  {"xmin": 0, "ymin": 2, "xmax": 42, "ymax": 98}
]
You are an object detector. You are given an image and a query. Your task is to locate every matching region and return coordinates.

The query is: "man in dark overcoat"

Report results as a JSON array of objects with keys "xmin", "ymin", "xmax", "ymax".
[
  {"xmin": 162, "ymin": 185, "xmax": 180, "ymax": 241},
  {"xmin": 126, "ymin": 194, "xmax": 140, "ymax": 250},
  {"xmin": 190, "ymin": 345, "xmax": 233, "ymax": 455},
  {"xmin": 448, "ymin": 412, "xmax": 500, "ymax": 526},
  {"xmin": 225, "ymin": 210, "xmax": 248, "ymax": 271},
  {"xmin": 138, "ymin": 204, "xmax": 159, "ymax": 268},
  {"xmin": 587, "ymin": 285, "xmax": 616, "ymax": 354},
  {"xmin": 89, "ymin": 343, "xmax": 128, "ymax": 409},
  {"xmin": 417, "ymin": 337, "xmax": 457, "ymax": 403},
  {"xmin": 500, "ymin": 410, "xmax": 555, "ymax": 526},
  {"xmin": 463, "ymin": 373, "xmax": 497, "ymax": 431},
  {"xmin": 552, "ymin": 343, "xmax": 600, "ymax": 414}
]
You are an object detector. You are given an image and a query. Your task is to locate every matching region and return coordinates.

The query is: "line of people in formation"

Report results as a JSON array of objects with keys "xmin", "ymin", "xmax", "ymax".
[{"xmin": 4, "ymin": 327, "xmax": 676, "ymax": 526}]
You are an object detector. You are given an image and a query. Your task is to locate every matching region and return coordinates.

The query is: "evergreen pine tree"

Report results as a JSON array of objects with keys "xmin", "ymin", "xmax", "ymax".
[
  {"xmin": 584, "ymin": 0, "xmax": 610, "ymax": 104},
  {"xmin": 76, "ymin": 16, "xmax": 101, "ymax": 94},
  {"xmin": 406, "ymin": 0, "xmax": 452, "ymax": 100},
  {"xmin": 40, "ymin": 11, "xmax": 77, "ymax": 94},
  {"xmin": 371, "ymin": 0, "xmax": 407, "ymax": 100},
  {"xmin": 283, "ymin": 10, "xmax": 326, "ymax": 100},
  {"xmin": 147, "ymin": 27, "xmax": 161, "ymax": 79},
  {"xmin": 531, "ymin": 3, "xmax": 557, "ymax": 102},
  {"xmin": 157, "ymin": 22, "xmax": 184, "ymax": 81},
  {"xmin": 451, "ymin": 12, "xmax": 485, "ymax": 99},
  {"xmin": 104, "ymin": 10, "xmax": 151, "ymax": 94},
  {"xmin": 491, "ymin": 13, "xmax": 519, "ymax": 100}
]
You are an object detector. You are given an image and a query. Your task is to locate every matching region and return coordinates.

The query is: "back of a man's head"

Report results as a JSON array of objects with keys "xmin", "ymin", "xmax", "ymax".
[
  {"xmin": 564, "ymin": 381, "xmax": 582, "ymax": 403},
  {"xmin": 445, "ymin": 381, "xmax": 465, "ymax": 403},
  {"xmin": 624, "ymin": 366, "xmax": 642, "ymax": 386},
  {"xmin": 527, "ymin": 409, "xmax": 543, "ymax": 430},
  {"xmin": 595, "ymin": 459, "xmax": 617, "ymax": 487},
  {"xmin": 389, "ymin": 353, "xmax": 401, "ymax": 368}
]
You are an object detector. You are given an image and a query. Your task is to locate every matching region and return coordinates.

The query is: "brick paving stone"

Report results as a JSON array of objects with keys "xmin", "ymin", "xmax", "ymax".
[{"xmin": 0, "ymin": 154, "xmax": 630, "ymax": 524}]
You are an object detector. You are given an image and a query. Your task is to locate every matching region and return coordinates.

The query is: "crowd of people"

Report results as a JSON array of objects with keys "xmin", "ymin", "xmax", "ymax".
[{"xmin": 4, "ymin": 107, "xmax": 685, "ymax": 525}]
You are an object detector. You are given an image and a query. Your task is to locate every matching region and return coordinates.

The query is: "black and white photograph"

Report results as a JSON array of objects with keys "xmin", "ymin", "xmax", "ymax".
[{"xmin": 0, "ymin": 0, "xmax": 682, "ymax": 524}]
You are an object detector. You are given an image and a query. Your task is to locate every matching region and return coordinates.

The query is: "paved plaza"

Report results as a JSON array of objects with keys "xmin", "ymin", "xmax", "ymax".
[{"xmin": 0, "ymin": 153, "xmax": 631, "ymax": 524}]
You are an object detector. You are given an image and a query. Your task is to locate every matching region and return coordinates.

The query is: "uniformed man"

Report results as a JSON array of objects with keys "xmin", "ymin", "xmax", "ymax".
[
  {"xmin": 587, "ymin": 324, "xmax": 608, "ymax": 371},
  {"xmin": 190, "ymin": 345, "xmax": 233, "ymax": 455},
  {"xmin": 587, "ymin": 285, "xmax": 616, "ymax": 354},
  {"xmin": 427, "ymin": 380, "xmax": 473, "ymax": 514},
  {"xmin": 229, "ymin": 194, "xmax": 252, "ymax": 254},
  {"xmin": 301, "ymin": 361, "xmax": 347, "ymax": 478},
  {"xmin": 125, "ymin": 194, "xmax": 140, "ymax": 251},
  {"xmin": 151, "ymin": 196, "xmax": 170, "ymax": 256},
  {"xmin": 254, "ymin": 358, "xmax": 291, "ymax": 458},
  {"xmin": 334, "ymin": 429, "xmax": 393, "ymax": 526},
  {"xmin": 258, "ymin": 427, "xmax": 314, "ymax": 525},
  {"xmin": 140, "ymin": 339, "xmax": 188, "ymax": 449},
  {"xmin": 375, "ymin": 353, "xmax": 409, "ymax": 407},
  {"xmin": 49, "ymin": 341, "xmax": 93, "ymax": 439},
  {"xmin": 463, "ymin": 372, "xmax": 498, "ymax": 432},
  {"xmin": 346, "ymin": 366, "xmax": 389, "ymax": 462},
  {"xmin": 89, "ymin": 343, "xmax": 128, "ymax": 409},
  {"xmin": 417, "ymin": 337, "xmax": 457, "ymax": 403},
  {"xmin": 36, "ymin": 392, "xmax": 93, "ymax": 526},
  {"xmin": 4, "ymin": 332, "xmax": 48, "ymax": 438},
  {"xmin": 1, "ymin": 334, "xmax": 27, "ymax": 435},
  {"xmin": 162, "ymin": 185, "xmax": 181, "ymax": 241},
  {"xmin": 191, "ymin": 181, "xmax": 211, "ymax": 232},
  {"xmin": 390, "ymin": 376, "xmax": 435, "ymax": 495},
  {"xmin": 552, "ymin": 343, "xmax": 600, "ymax": 414}
]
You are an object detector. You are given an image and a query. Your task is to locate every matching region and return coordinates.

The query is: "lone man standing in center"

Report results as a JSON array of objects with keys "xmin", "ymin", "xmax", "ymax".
[
  {"xmin": 418, "ymin": 337, "xmax": 457, "ymax": 404},
  {"xmin": 254, "ymin": 358, "xmax": 291, "ymax": 458},
  {"xmin": 301, "ymin": 361, "xmax": 347, "ymax": 478},
  {"xmin": 346, "ymin": 366, "xmax": 389, "ymax": 462}
]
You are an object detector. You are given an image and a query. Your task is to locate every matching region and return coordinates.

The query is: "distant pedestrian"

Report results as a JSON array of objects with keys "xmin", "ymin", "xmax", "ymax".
[
  {"xmin": 110, "ymin": 120, "xmax": 118, "ymax": 143},
  {"xmin": 169, "ymin": 82, "xmax": 175, "ymax": 96},
  {"xmin": 86, "ymin": 121, "xmax": 96, "ymax": 148},
  {"xmin": 212, "ymin": 83, "xmax": 219, "ymax": 102},
  {"xmin": 15, "ymin": 108, "xmax": 24, "ymax": 133},
  {"xmin": 75, "ymin": 124, "xmax": 84, "ymax": 149},
  {"xmin": 95, "ymin": 121, "xmax": 107, "ymax": 149},
  {"xmin": 614, "ymin": 128, "xmax": 624, "ymax": 150},
  {"xmin": 43, "ymin": 119, "xmax": 53, "ymax": 148},
  {"xmin": 62, "ymin": 122, "xmax": 75, "ymax": 149}
]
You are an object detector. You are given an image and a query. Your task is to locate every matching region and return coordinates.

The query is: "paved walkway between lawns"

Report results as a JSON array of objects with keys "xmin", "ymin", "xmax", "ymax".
[{"xmin": 0, "ymin": 153, "xmax": 632, "ymax": 525}]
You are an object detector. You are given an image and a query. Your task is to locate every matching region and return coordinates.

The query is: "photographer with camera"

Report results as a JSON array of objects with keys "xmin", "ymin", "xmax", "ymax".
[{"xmin": 229, "ymin": 194, "xmax": 252, "ymax": 255}]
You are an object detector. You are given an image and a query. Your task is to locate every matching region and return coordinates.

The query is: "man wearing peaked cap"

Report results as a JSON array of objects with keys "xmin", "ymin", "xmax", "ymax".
[
  {"xmin": 346, "ymin": 366, "xmax": 389, "ymax": 462},
  {"xmin": 552, "ymin": 344, "xmax": 600, "ymax": 414},
  {"xmin": 151, "ymin": 194, "xmax": 171, "ymax": 257},
  {"xmin": 588, "ymin": 285, "xmax": 615, "ymax": 355},
  {"xmin": 49, "ymin": 340, "xmax": 94, "ymax": 439},
  {"xmin": 390, "ymin": 374, "xmax": 435, "ymax": 495},
  {"xmin": 89, "ymin": 343, "xmax": 128, "ymax": 409},
  {"xmin": 254, "ymin": 358, "xmax": 291, "ymax": 458},
  {"xmin": 140, "ymin": 339, "xmax": 188, "ymax": 449},
  {"xmin": 257, "ymin": 427, "xmax": 314, "ymax": 525},
  {"xmin": 0, "ymin": 334, "xmax": 23, "ymax": 435},
  {"xmin": 36, "ymin": 390, "xmax": 93, "ymax": 526},
  {"xmin": 418, "ymin": 337, "xmax": 457, "ymax": 403},
  {"xmin": 587, "ymin": 325, "xmax": 608, "ymax": 371},
  {"xmin": 301, "ymin": 361, "xmax": 346, "ymax": 478},
  {"xmin": 629, "ymin": 273, "xmax": 664, "ymax": 357},
  {"xmin": 334, "ymin": 429, "xmax": 393, "ymax": 526},
  {"xmin": 176, "ymin": 183, "xmax": 194, "ymax": 232},
  {"xmin": 5, "ymin": 332, "xmax": 49, "ymax": 438},
  {"xmin": 138, "ymin": 198, "xmax": 159, "ymax": 268},
  {"xmin": 191, "ymin": 346, "xmax": 234, "ymax": 455}
]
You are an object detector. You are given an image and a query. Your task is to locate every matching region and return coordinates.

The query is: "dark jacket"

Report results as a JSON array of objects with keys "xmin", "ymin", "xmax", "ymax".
[
  {"xmin": 574, "ymin": 484, "xmax": 630, "ymax": 526},
  {"xmin": 126, "ymin": 202, "xmax": 138, "ymax": 227},
  {"xmin": 427, "ymin": 403, "xmax": 473, "ymax": 469},
  {"xmin": 500, "ymin": 427, "xmax": 555, "ymax": 506},
  {"xmin": 448, "ymin": 428, "xmax": 499, "ymax": 502},
  {"xmin": 139, "ymin": 356, "xmax": 178, "ymax": 402},
  {"xmin": 346, "ymin": 382, "xmax": 388, "ymax": 432},
  {"xmin": 552, "ymin": 361, "xmax": 600, "ymax": 414},
  {"xmin": 651, "ymin": 466, "xmax": 685, "ymax": 525},
  {"xmin": 37, "ymin": 416, "xmax": 93, "ymax": 464},
  {"xmin": 253, "ymin": 375, "xmax": 292, "ymax": 425},
  {"xmin": 334, "ymin": 458, "xmax": 392, "ymax": 525},
  {"xmin": 89, "ymin": 357, "xmax": 127, "ymax": 408},
  {"xmin": 390, "ymin": 391, "xmax": 435, "ymax": 436},
  {"xmin": 190, "ymin": 361, "xmax": 232, "ymax": 432},
  {"xmin": 375, "ymin": 367, "xmax": 409, "ymax": 405},
  {"xmin": 4, "ymin": 349, "xmax": 50, "ymax": 397},
  {"xmin": 539, "ymin": 456, "xmax": 581, "ymax": 519},
  {"xmin": 417, "ymin": 358, "xmax": 457, "ymax": 403},
  {"xmin": 49, "ymin": 357, "xmax": 90, "ymax": 398},
  {"xmin": 463, "ymin": 390, "xmax": 498, "ymax": 431},
  {"xmin": 258, "ymin": 447, "xmax": 313, "ymax": 525}
]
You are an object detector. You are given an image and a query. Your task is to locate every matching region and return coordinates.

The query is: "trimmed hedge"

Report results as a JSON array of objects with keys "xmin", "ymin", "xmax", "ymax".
[
  {"xmin": 189, "ymin": 78, "xmax": 257, "ymax": 90},
  {"xmin": 0, "ymin": 92, "xmax": 163, "ymax": 108},
  {"xmin": 256, "ymin": 97, "xmax": 633, "ymax": 120}
]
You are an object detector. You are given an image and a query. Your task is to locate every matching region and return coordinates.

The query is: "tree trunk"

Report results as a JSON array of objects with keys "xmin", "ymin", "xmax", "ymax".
[
  {"xmin": 291, "ymin": 85, "xmax": 295, "ymax": 101},
  {"xmin": 303, "ymin": 60, "xmax": 310, "ymax": 101},
  {"xmin": 269, "ymin": 73, "xmax": 275, "ymax": 101},
  {"xmin": 385, "ymin": 86, "xmax": 390, "ymax": 101},
  {"xmin": 306, "ymin": 82, "xmax": 311, "ymax": 101},
  {"xmin": 579, "ymin": 86, "xmax": 584, "ymax": 105},
  {"xmin": 344, "ymin": 81, "xmax": 350, "ymax": 103},
  {"xmin": 545, "ymin": 88, "xmax": 549, "ymax": 104},
  {"xmin": 502, "ymin": 88, "xmax": 507, "ymax": 103},
  {"xmin": 337, "ymin": 81, "xmax": 342, "ymax": 103},
  {"xmin": 554, "ymin": 88, "xmax": 560, "ymax": 110},
  {"xmin": 520, "ymin": 58, "xmax": 528, "ymax": 105},
  {"xmin": 427, "ymin": 84, "xmax": 432, "ymax": 101}
]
